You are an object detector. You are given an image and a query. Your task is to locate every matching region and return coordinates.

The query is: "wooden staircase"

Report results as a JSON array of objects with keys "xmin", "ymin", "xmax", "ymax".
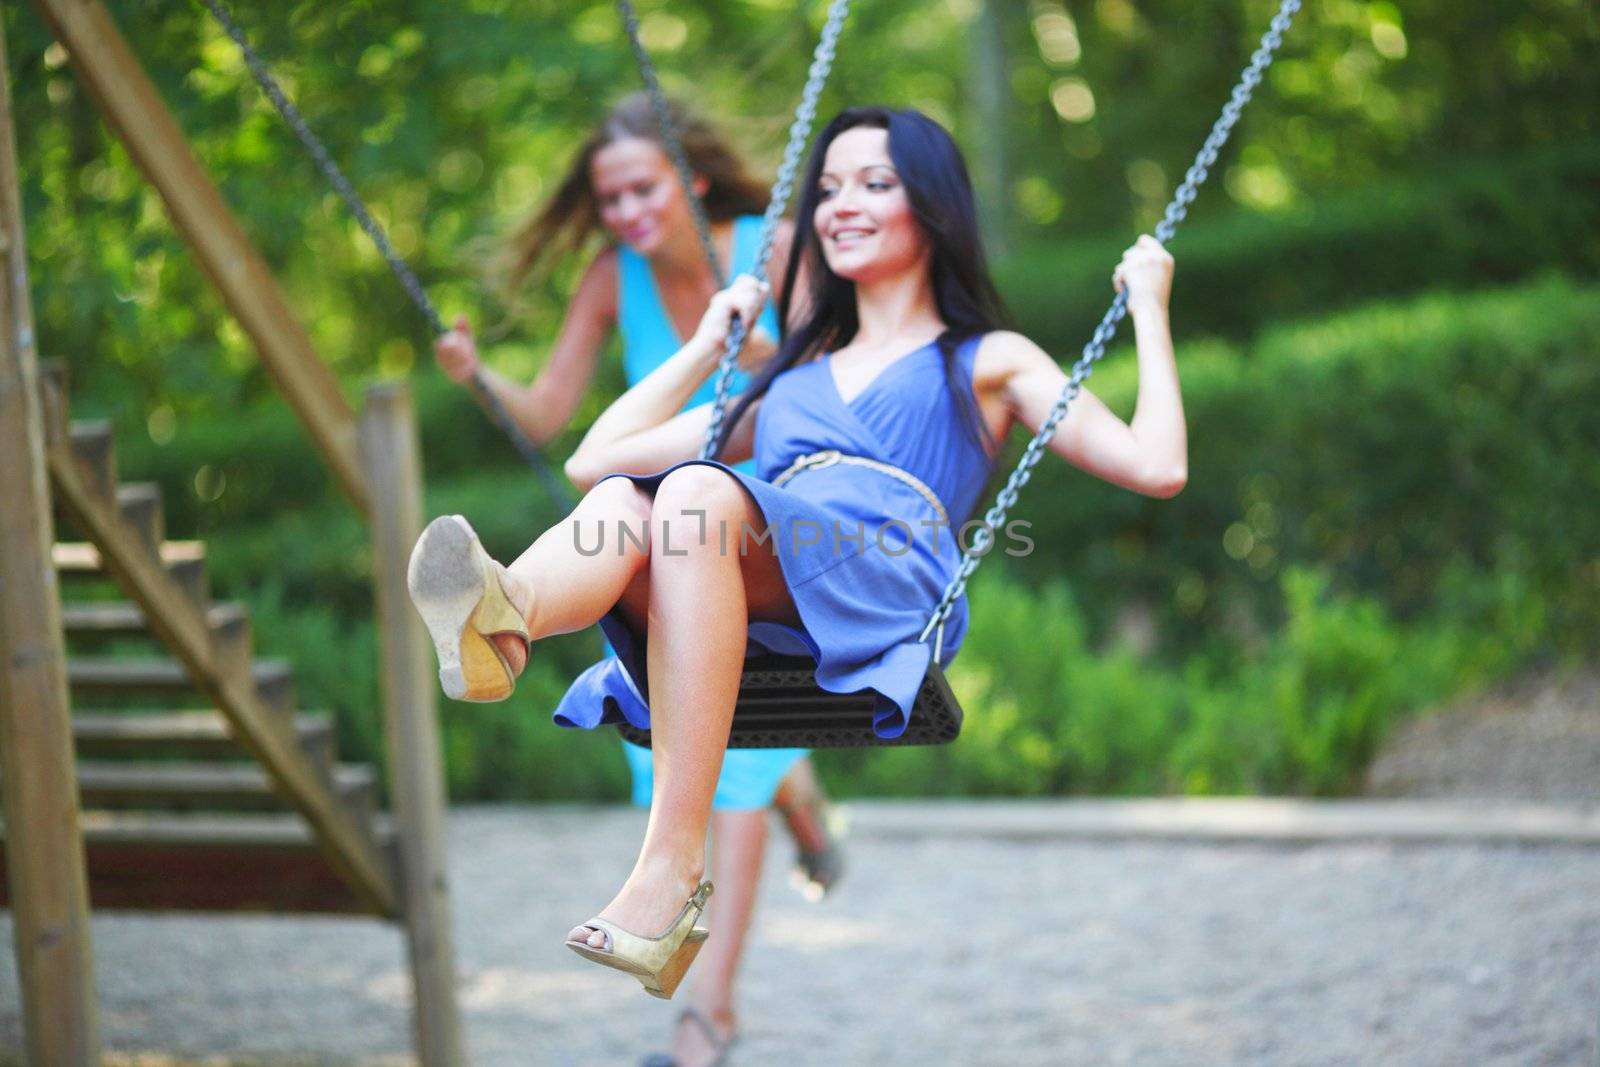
[
  {"xmin": 3, "ymin": 7, "xmax": 462, "ymax": 1058},
  {"xmin": 0, "ymin": 363, "xmax": 399, "ymax": 916}
]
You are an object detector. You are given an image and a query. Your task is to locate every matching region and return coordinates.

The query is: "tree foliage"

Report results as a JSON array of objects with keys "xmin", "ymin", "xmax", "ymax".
[{"xmin": 9, "ymin": 0, "xmax": 1595, "ymax": 427}]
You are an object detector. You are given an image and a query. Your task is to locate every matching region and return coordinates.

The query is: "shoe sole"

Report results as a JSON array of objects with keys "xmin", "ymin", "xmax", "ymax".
[
  {"xmin": 407, "ymin": 515, "xmax": 515, "ymax": 702},
  {"xmin": 641, "ymin": 930, "xmax": 707, "ymax": 999}
]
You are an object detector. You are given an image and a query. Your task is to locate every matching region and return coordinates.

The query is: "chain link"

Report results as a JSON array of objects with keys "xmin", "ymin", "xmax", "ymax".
[
  {"xmin": 197, "ymin": 0, "xmax": 572, "ymax": 506},
  {"xmin": 700, "ymin": 0, "xmax": 852, "ymax": 460},
  {"xmin": 919, "ymin": 0, "xmax": 1302, "ymax": 644}
]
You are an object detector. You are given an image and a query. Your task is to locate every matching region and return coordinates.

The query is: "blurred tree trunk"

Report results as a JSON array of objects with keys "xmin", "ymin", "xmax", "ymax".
[{"xmin": 968, "ymin": 0, "xmax": 1012, "ymax": 257}]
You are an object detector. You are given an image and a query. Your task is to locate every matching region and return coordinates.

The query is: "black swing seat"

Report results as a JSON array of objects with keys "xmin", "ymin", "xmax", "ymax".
[{"xmin": 614, "ymin": 653, "xmax": 965, "ymax": 750}]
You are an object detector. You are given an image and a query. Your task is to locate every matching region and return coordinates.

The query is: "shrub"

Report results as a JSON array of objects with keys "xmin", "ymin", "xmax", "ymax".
[
  {"xmin": 827, "ymin": 560, "xmax": 1549, "ymax": 799},
  {"xmin": 1001, "ymin": 274, "xmax": 1600, "ymax": 661}
]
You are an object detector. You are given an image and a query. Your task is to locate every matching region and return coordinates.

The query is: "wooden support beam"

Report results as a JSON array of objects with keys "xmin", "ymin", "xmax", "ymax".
[
  {"xmin": 30, "ymin": 0, "xmax": 371, "ymax": 514},
  {"xmin": 0, "ymin": 16, "xmax": 102, "ymax": 1064},
  {"xmin": 361, "ymin": 383, "xmax": 466, "ymax": 1066}
]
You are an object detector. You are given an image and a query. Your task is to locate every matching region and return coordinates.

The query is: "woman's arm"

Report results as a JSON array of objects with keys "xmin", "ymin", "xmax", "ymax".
[
  {"xmin": 564, "ymin": 275, "xmax": 769, "ymax": 490},
  {"xmin": 563, "ymin": 397, "xmax": 761, "ymax": 492},
  {"xmin": 981, "ymin": 236, "xmax": 1186, "ymax": 498},
  {"xmin": 433, "ymin": 250, "xmax": 618, "ymax": 447}
]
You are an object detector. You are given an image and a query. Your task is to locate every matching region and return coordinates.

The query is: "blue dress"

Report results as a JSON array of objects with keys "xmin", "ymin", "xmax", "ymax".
[
  {"xmin": 554, "ymin": 334, "xmax": 993, "ymax": 742},
  {"xmin": 613, "ymin": 216, "xmax": 807, "ymax": 810}
]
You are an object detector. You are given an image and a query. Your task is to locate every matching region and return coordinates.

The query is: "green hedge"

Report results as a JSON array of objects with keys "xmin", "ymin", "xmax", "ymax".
[
  {"xmin": 999, "ymin": 273, "xmax": 1600, "ymax": 661},
  {"xmin": 827, "ymin": 561, "xmax": 1548, "ymax": 797},
  {"xmin": 995, "ymin": 141, "xmax": 1600, "ymax": 352}
]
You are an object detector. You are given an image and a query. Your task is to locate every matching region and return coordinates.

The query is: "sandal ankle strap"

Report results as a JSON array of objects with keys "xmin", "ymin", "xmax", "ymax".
[{"xmin": 678, "ymin": 1006, "xmax": 737, "ymax": 1052}]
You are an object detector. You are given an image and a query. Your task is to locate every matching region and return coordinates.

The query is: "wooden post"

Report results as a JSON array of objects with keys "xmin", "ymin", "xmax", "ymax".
[
  {"xmin": 0, "ymin": 15, "xmax": 102, "ymax": 1065},
  {"xmin": 31, "ymin": 0, "xmax": 371, "ymax": 515},
  {"xmin": 360, "ymin": 383, "xmax": 465, "ymax": 1067}
]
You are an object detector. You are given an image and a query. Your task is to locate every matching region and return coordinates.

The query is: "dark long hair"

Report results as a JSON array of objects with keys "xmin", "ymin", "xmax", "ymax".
[
  {"xmin": 713, "ymin": 107, "xmax": 1010, "ymax": 458},
  {"xmin": 494, "ymin": 92, "xmax": 770, "ymax": 298}
]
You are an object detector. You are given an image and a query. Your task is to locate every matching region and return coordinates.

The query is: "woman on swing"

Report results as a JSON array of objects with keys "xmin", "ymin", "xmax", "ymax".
[
  {"xmin": 431, "ymin": 92, "xmax": 836, "ymax": 1064},
  {"xmin": 409, "ymin": 105, "xmax": 1185, "ymax": 999}
]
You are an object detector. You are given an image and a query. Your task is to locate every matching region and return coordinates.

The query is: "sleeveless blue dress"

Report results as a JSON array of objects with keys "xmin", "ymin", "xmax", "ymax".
[
  {"xmin": 613, "ymin": 215, "xmax": 807, "ymax": 811},
  {"xmin": 554, "ymin": 332, "xmax": 993, "ymax": 742}
]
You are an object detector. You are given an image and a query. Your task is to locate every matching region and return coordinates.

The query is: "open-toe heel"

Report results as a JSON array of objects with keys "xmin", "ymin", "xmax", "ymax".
[
  {"xmin": 407, "ymin": 515, "xmax": 530, "ymax": 702},
  {"xmin": 639, "ymin": 1006, "xmax": 739, "ymax": 1067},
  {"xmin": 566, "ymin": 881, "xmax": 714, "ymax": 1000}
]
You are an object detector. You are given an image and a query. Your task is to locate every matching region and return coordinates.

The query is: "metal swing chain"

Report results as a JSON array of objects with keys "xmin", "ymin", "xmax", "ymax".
[
  {"xmin": 615, "ymin": 0, "xmax": 727, "ymax": 292},
  {"xmin": 699, "ymin": 0, "xmax": 852, "ymax": 460},
  {"xmin": 918, "ymin": 0, "xmax": 1303, "ymax": 647},
  {"xmin": 197, "ymin": 0, "xmax": 573, "ymax": 505}
]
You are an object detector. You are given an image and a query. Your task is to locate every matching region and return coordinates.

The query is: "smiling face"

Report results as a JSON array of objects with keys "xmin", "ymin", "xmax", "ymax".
[
  {"xmin": 814, "ymin": 125, "xmax": 930, "ymax": 285},
  {"xmin": 590, "ymin": 136, "xmax": 697, "ymax": 256}
]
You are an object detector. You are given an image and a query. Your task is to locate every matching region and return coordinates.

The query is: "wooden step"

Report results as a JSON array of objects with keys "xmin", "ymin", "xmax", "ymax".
[
  {"xmin": 53, "ymin": 540, "xmax": 208, "ymax": 606},
  {"xmin": 72, "ymin": 710, "xmax": 336, "ymax": 767},
  {"xmin": 54, "ymin": 539, "xmax": 205, "ymax": 571},
  {"xmin": 0, "ymin": 813, "xmax": 395, "ymax": 914},
  {"xmin": 67, "ymin": 657, "xmax": 294, "ymax": 711},
  {"xmin": 74, "ymin": 760, "xmax": 375, "ymax": 818},
  {"xmin": 116, "ymin": 482, "xmax": 164, "ymax": 552},
  {"xmin": 61, "ymin": 601, "xmax": 247, "ymax": 638},
  {"xmin": 68, "ymin": 419, "xmax": 115, "ymax": 499},
  {"xmin": 60, "ymin": 601, "xmax": 149, "ymax": 634},
  {"xmin": 61, "ymin": 602, "xmax": 253, "ymax": 671},
  {"xmin": 206, "ymin": 603, "xmax": 254, "ymax": 675}
]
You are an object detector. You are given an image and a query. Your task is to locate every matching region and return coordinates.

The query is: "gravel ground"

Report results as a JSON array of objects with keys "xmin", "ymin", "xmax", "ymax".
[
  {"xmin": 3, "ymin": 668, "xmax": 1597, "ymax": 1065},
  {"xmin": 2, "ymin": 803, "xmax": 1598, "ymax": 1067},
  {"xmin": 1368, "ymin": 668, "xmax": 1600, "ymax": 805}
]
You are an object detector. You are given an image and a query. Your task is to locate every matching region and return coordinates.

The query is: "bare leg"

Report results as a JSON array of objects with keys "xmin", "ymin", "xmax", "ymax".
[
  {"xmin": 567, "ymin": 465, "xmax": 797, "ymax": 945},
  {"xmin": 507, "ymin": 476, "xmax": 656, "ymax": 638},
  {"xmin": 665, "ymin": 809, "xmax": 765, "ymax": 1064},
  {"xmin": 482, "ymin": 477, "xmax": 655, "ymax": 676},
  {"xmin": 772, "ymin": 757, "xmax": 830, "ymax": 854}
]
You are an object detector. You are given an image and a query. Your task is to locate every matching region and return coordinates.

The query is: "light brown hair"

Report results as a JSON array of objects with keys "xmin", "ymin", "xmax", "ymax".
[{"xmin": 495, "ymin": 92, "xmax": 769, "ymax": 299}]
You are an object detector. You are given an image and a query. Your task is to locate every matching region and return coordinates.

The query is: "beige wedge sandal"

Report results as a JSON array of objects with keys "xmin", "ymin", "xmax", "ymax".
[
  {"xmin": 406, "ymin": 514, "xmax": 529, "ymax": 702},
  {"xmin": 566, "ymin": 881, "xmax": 714, "ymax": 999}
]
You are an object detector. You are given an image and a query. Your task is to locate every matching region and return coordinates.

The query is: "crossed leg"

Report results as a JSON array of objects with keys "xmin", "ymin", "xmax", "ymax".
[{"xmin": 489, "ymin": 465, "xmax": 798, "ymax": 943}]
